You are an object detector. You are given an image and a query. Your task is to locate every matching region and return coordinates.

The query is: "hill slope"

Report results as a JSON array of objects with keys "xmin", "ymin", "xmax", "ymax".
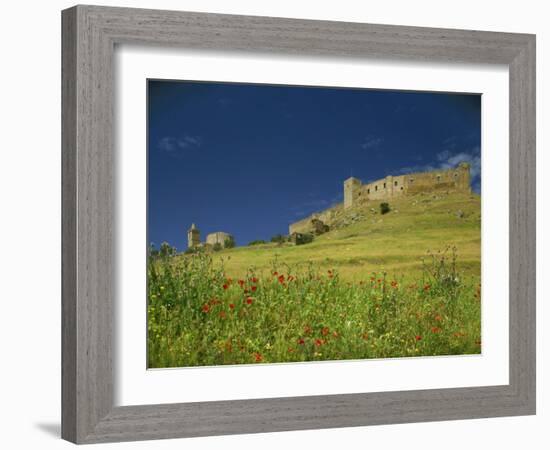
[
  {"xmin": 152, "ymin": 190, "xmax": 482, "ymax": 367},
  {"xmin": 207, "ymin": 191, "xmax": 481, "ymax": 282}
]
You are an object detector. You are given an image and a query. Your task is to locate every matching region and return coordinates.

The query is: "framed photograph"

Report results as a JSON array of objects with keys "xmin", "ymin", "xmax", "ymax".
[
  {"xmin": 62, "ymin": 5, "xmax": 536, "ymax": 444},
  {"xmin": 146, "ymin": 79, "xmax": 481, "ymax": 369}
]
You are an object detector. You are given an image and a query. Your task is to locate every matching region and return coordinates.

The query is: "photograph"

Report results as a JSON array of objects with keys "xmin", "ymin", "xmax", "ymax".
[
  {"xmin": 146, "ymin": 80, "xmax": 482, "ymax": 368},
  {"xmin": 0, "ymin": 0, "xmax": 541, "ymax": 446}
]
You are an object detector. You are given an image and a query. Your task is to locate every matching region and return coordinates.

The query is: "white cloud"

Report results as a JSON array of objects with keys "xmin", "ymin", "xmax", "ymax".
[
  {"xmin": 157, "ymin": 135, "xmax": 202, "ymax": 156},
  {"xmin": 396, "ymin": 163, "xmax": 436, "ymax": 175},
  {"xmin": 217, "ymin": 97, "xmax": 232, "ymax": 107},
  {"xmin": 437, "ymin": 148, "xmax": 481, "ymax": 179},
  {"xmin": 361, "ymin": 136, "xmax": 384, "ymax": 150},
  {"xmin": 436, "ymin": 149, "xmax": 452, "ymax": 162},
  {"xmin": 396, "ymin": 147, "xmax": 481, "ymax": 193},
  {"xmin": 441, "ymin": 135, "xmax": 459, "ymax": 150}
]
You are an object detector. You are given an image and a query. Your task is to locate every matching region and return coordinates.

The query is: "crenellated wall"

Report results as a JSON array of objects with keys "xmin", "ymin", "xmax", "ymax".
[
  {"xmin": 344, "ymin": 162, "xmax": 471, "ymax": 208},
  {"xmin": 289, "ymin": 163, "xmax": 472, "ymax": 233}
]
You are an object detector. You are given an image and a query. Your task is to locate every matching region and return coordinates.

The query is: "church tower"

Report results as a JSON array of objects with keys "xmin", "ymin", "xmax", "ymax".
[{"xmin": 187, "ymin": 223, "xmax": 200, "ymax": 248}]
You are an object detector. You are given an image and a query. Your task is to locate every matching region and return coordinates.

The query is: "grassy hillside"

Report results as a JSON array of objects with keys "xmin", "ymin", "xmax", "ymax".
[
  {"xmin": 148, "ymin": 191, "xmax": 481, "ymax": 367},
  {"xmin": 206, "ymin": 191, "xmax": 481, "ymax": 282}
]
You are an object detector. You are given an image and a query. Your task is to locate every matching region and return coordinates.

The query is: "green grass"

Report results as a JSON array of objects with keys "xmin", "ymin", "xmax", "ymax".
[
  {"xmin": 147, "ymin": 191, "xmax": 481, "ymax": 368},
  {"xmin": 212, "ymin": 191, "xmax": 481, "ymax": 282}
]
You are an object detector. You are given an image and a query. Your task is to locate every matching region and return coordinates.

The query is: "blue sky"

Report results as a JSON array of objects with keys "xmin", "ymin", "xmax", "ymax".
[{"xmin": 148, "ymin": 80, "xmax": 481, "ymax": 250}]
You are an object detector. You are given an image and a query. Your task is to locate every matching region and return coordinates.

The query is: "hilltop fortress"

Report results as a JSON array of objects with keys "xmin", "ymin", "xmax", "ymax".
[{"xmin": 289, "ymin": 163, "xmax": 471, "ymax": 235}]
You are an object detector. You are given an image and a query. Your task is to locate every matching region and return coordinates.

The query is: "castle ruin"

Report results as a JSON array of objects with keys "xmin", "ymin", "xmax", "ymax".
[
  {"xmin": 289, "ymin": 163, "xmax": 471, "ymax": 235},
  {"xmin": 187, "ymin": 223, "xmax": 234, "ymax": 249}
]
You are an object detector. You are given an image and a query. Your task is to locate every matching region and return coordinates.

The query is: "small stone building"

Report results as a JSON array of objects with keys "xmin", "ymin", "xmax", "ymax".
[
  {"xmin": 206, "ymin": 231, "xmax": 233, "ymax": 248},
  {"xmin": 187, "ymin": 224, "xmax": 233, "ymax": 249},
  {"xmin": 290, "ymin": 232, "xmax": 315, "ymax": 246}
]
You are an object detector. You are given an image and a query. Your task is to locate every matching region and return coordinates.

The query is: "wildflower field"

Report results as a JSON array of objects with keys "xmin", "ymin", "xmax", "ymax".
[
  {"xmin": 147, "ymin": 192, "xmax": 481, "ymax": 367},
  {"xmin": 147, "ymin": 248, "xmax": 481, "ymax": 368}
]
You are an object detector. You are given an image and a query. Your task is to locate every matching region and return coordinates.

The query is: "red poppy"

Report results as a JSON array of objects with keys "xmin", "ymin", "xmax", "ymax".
[
  {"xmin": 245, "ymin": 297, "xmax": 253, "ymax": 305},
  {"xmin": 219, "ymin": 311, "xmax": 226, "ymax": 319},
  {"xmin": 201, "ymin": 304, "xmax": 210, "ymax": 313},
  {"xmin": 253, "ymin": 352, "xmax": 263, "ymax": 362},
  {"xmin": 272, "ymin": 271, "xmax": 278, "ymax": 276},
  {"xmin": 229, "ymin": 303, "xmax": 235, "ymax": 310},
  {"xmin": 415, "ymin": 335, "xmax": 422, "ymax": 341},
  {"xmin": 238, "ymin": 279, "xmax": 245, "ymax": 287},
  {"xmin": 315, "ymin": 339, "xmax": 324, "ymax": 347},
  {"xmin": 321, "ymin": 327, "xmax": 329, "ymax": 336},
  {"xmin": 251, "ymin": 277, "xmax": 258, "ymax": 283},
  {"xmin": 298, "ymin": 338, "xmax": 305, "ymax": 345},
  {"xmin": 434, "ymin": 315, "xmax": 442, "ymax": 322},
  {"xmin": 222, "ymin": 284, "xmax": 229, "ymax": 290},
  {"xmin": 391, "ymin": 280, "xmax": 398, "ymax": 288},
  {"xmin": 251, "ymin": 286, "xmax": 257, "ymax": 292},
  {"xmin": 431, "ymin": 326, "xmax": 441, "ymax": 334},
  {"xmin": 278, "ymin": 275, "xmax": 285, "ymax": 284},
  {"xmin": 423, "ymin": 284, "xmax": 431, "ymax": 291}
]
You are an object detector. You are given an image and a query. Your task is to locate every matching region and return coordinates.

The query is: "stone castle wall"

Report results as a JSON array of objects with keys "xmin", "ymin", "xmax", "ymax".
[
  {"xmin": 288, "ymin": 203, "xmax": 343, "ymax": 235},
  {"xmin": 289, "ymin": 163, "xmax": 471, "ymax": 234},
  {"xmin": 288, "ymin": 216, "xmax": 315, "ymax": 235},
  {"xmin": 206, "ymin": 231, "xmax": 232, "ymax": 246},
  {"xmin": 344, "ymin": 162, "xmax": 471, "ymax": 209}
]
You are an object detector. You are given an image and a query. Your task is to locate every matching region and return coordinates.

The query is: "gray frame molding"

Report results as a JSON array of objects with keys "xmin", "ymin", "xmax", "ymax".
[{"xmin": 62, "ymin": 5, "xmax": 536, "ymax": 444}]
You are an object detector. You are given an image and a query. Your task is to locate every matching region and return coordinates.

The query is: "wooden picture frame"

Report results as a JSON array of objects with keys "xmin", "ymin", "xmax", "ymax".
[{"xmin": 62, "ymin": 5, "xmax": 536, "ymax": 444}]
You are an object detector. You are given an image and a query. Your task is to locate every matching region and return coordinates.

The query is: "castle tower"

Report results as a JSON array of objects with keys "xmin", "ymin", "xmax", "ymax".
[
  {"xmin": 344, "ymin": 177, "xmax": 362, "ymax": 209},
  {"xmin": 187, "ymin": 223, "xmax": 200, "ymax": 248},
  {"xmin": 456, "ymin": 162, "xmax": 471, "ymax": 192}
]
